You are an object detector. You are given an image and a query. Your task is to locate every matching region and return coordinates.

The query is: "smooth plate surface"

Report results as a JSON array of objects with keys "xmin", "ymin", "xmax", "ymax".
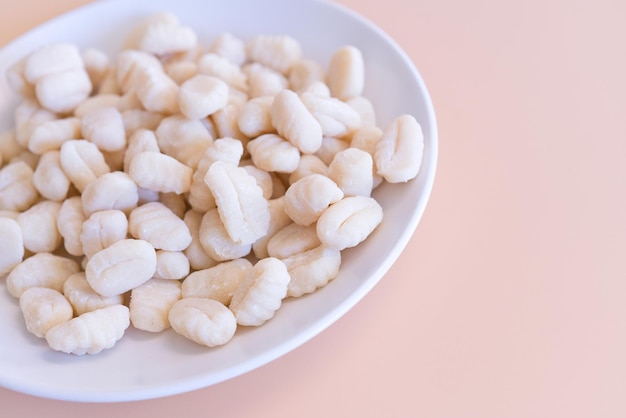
[{"xmin": 0, "ymin": 0, "xmax": 437, "ymax": 402}]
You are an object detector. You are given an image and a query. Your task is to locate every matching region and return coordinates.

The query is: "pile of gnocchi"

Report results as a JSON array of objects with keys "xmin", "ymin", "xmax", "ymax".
[{"xmin": 0, "ymin": 12, "xmax": 424, "ymax": 355}]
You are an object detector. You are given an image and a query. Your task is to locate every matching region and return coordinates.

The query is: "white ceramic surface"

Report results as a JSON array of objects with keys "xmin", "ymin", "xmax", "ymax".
[{"xmin": 0, "ymin": 0, "xmax": 437, "ymax": 402}]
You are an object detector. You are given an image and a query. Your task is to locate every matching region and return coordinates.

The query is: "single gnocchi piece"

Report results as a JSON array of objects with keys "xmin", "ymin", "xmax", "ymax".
[
  {"xmin": 115, "ymin": 49, "xmax": 164, "ymax": 94},
  {"xmin": 196, "ymin": 53, "xmax": 247, "ymax": 91},
  {"xmin": 123, "ymin": 128, "xmax": 160, "ymax": 173},
  {"xmin": 208, "ymin": 32, "xmax": 247, "ymax": 66},
  {"xmin": 59, "ymin": 139, "xmax": 110, "ymax": 193},
  {"xmin": 35, "ymin": 68, "xmax": 93, "ymax": 114},
  {"xmin": 375, "ymin": 114, "xmax": 424, "ymax": 183},
  {"xmin": 45, "ymin": 304, "xmax": 130, "ymax": 355},
  {"xmin": 129, "ymin": 202, "xmax": 192, "ymax": 251},
  {"xmin": 32, "ymin": 151, "xmax": 71, "ymax": 201},
  {"xmin": 205, "ymin": 161, "xmax": 270, "ymax": 245},
  {"xmin": 154, "ymin": 250, "xmax": 190, "ymax": 280},
  {"xmin": 0, "ymin": 161, "xmax": 39, "ymax": 211},
  {"xmin": 85, "ymin": 238, "xmax": 157, "ymax": 297},
  {"xmin": 189, "ymin": 136, "xmax": 244, "ymax": 211},
  {"xmin": 183, "ymin": 210, "xmax": 218, "ymax": 270},
  {"xmin": 229, "ymin": 257, "xmax": 290, "ymax": 326},
  {"xmin": 288, "ymin": 154, "xmax": 328, "ymax": 185},
  {"xmin": 6, "ymin": 252, "xmax": 81, "ymax": 298},
  {"xmin": 17, "ymin": 200, "xmax": 62, "ymax": 254},
  {"xmin": 0, "ymin": 217, "xmax": 24, "ymax": 275},
  {"xmin": 244, "ymin": 63, "xmax": 288, "ymax": 98},
  {"xmin": 168, "ymin": 298, "xmax": 237, "ymax": 347},
  {"xmin": 288, "ymin": 58, "xmax": 325, "ymax": 92},
  {"xmin": 241, "ymin": 164, "xmax": 273, "ymax": 200},
  {"xmin": 327, "ymin": 147, "xmax": 374, "ymax": 197},
  {"xmin": 19, "ymin": 287, "xmax": 73, "ymax": 338},
  {"xmin": 56, "ymin": 196, "xmax": 86, "ymax": 257},
  {"xmin": 283, "ymin": 174, "xmax": 343, "ymax": 226},
  {"xmin": 178, "ymin": 74, "xmax": 229, "ymax": 120},
  {"xmin": 198, "ymin": 208, "xmax": 251, "ymax": 261},
  {"xmin": 81, "ymin": 107, "xmax": 127, "ymax": 152},
  {"xmin": 28, "ymin": 117, "xmax": 82, "ymax": 154},
  {"xmin": 252, "ymin": 197, "xmax": 293, "ymax": 259},
  {"xmin": 237, "ymin": 95, "xmax": 275, "ymax": 138},
  {"xmin": 267, "ymin": 223, "xmax": 321, "ymax": 259},
  {"xmin": 81, "ymin": 47, "xmax": 110, "ymax": 91},
  {"xmin": 63, "ymin": 272, "xmax": 124, "ymax": 316},
  {"xmin": 314, "ymin": 136, "xmax": 350, "ymax": 166},
  {"xmin": 134, "ymin": 65, "xmax": 180, "ymax": 114},
  {"xmin": 155, "ymin": 115, "xmax": 213, "ymax": 169},
  {"xmin": 128, "ymin": 151, "xmax": 193, "ymax": 194},
  {"xmin": 300, "ymin": 91, "xmax": 361, "ymax": 138},
  {"xmin": 81, "ymin": 171, "xmax": 139, "ymax": 217},
  {"xmin": 283, "ymin": 245, "xmax": 341, "ymax": 298},
  {"xmin": 23, "ymin": 43, "xmax": 83, "ymax": 84},
  {"xmin": 134, "ymin": 13, "xmax": 197, "ymax": 56},
  {"xmin": 316, "ymin": 196, "xmax": 383, "ymax": 250},
  {"xmin": 181, "ymin": 258, "xmax": 252, "ymax": 305},
  {"xmin": 326, "ymin": 45, "xmax": 364, "ymax": 101},
  {"xmin": 80, "ymin": 210, "xmax": 129, "ymax": 259},
  {"xmin": 246, "ymin": 133, "xmax": 300, "ymax": 173},
  {"xmin": 270, "ymin": 89, "xmax": 322, "ymax": 154},
  {"xmin": 246, "ymin": 34, "xmax": 302, "ymax": 74},
  {"xmin": 130, "ymin": 278, "xmax": 181, "ymax": 332}
]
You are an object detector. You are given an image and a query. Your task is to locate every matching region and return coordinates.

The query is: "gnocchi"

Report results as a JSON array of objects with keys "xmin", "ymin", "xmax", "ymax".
[{"xmin": 0, "ymin": 12, "xmax": 426, "ymax": 356}]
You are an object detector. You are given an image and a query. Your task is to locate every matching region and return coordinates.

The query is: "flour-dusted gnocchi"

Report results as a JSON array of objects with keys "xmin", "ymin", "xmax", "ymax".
[
  {"xmin": 17, "ymin": 200, "xmax": 62, "ymax": 254},
  {"xmin": 6, "ymin": 252, "xmax": 81, "ymax": 298},
  {"xmin": 59, "ymin": 139, "xmax": 110, "ymax": 193},
  {"xmin": 229, "ymin": 257, "xmax": 290, "ymax": 326},
  {"xmin": 169, "ymin": 298, "xmax": 237, "ymax": 347},
  {"xmin": 284, "ymin": 173, "xmax": 343, "ymax": 226},
  {"xmin": 0, "ymin": 12, "xmax": 426, "ymax": 355},
  {"xmin": 246, "ymin": 133, "xmax": 300, "ymax": 173},
  {"xmin": 283, "ymin": 245, "xmax": 342, "ymax": 298},
  {"xmin": 81, "ymin": 106, "xmax": 127, "ymax": 152},
  {"xmin": 270, "ymin": 89, "xmax": 322, "ymax": 154},
  {"xmin": 81, "ymin": 171, "xmax": 139, "ymax": 216},
  {"xmin": 154, "ymin": 250, "xmax": 190, "ymax": 280},
  {"xmin": 0, "ymin": 217, "xmax": 24, "ymax": 274},
  {"xmin": 188, "ymin": 137, "xmax": 243, "ymax": 212},
  {"xmin": 128, "ymin": 151, "xmax": 193, "ymax": 194},
  {"xmin": 316, "ymin": 196, "xmax": 383, "ymax": 251},
  {"xmin": 205, "ymin": 160, "xmax": 270, "ymax": 245},
  {"xmin": 130, "ymin": 278, "xmax": 181, "ymax": 332},
  {"xmin": 198, "ymin": 207, "xmax": 252, "ymax": 261},
  {"xmin": 32, "ymin": 151, "xmax": 71, "ymax": 201},
  {"xmin": 183, "ymin": 209, "xmax": 218, "ymax": 271},
  {"xmin": 45, "ymin": 304, "xmax": 130, "ymax": 355},
  {"xmin": 178, "ymin": 74, "xmax": 229, "ymax": 120},
  {"xmin": 19, "ymin": 287, "xmax": 73, "ymax": 338},
  {"xmin": 182, "ymin": 258, "xmax": 252, "ymax": 305},
  {"xmin": 54, "ymin": 197, "xmax": 84, "ymax": 257},
  {"xmin": 63, "ymin": 272, "xmax": 124, "ymax": 316},
  {"xmin": 0, "ymin": 161, "xmax": 39, "ymax": 211},
  {"xmin": 327, "ymin": 147, "xmax": 374, "ymax": 197},
  {"xmin": 80, "ymin": 209, "xmax": 129, "ymax": 258},
  {"xmin": 85, "ymin": 239, "xmax": 157, "ymax": 297},
  {"xmin": 326, "ymin": 45, "xmax": 364, "ymax": 101},
  {"xmin": 267, "ymin": 222, "xmax": 320, "ymax": 260},
  {"xmin": 28, "ymin": 117, "xmax": 82, "ymax": 154},
  {"xmin": 375, "ymin": 114, "xmax": 424, "ymax": 183}
]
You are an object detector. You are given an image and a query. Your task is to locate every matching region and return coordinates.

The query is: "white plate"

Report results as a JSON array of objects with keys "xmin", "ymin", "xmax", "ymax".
[{"xmin": 0, "ymin": 0, "xmax": 437, "ymax": 402}]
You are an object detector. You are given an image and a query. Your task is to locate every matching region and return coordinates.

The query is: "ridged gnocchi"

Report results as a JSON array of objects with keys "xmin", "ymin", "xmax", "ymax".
[{"xmin": 0, "ymin": 12, "xmax": 425, "ymax": 356}]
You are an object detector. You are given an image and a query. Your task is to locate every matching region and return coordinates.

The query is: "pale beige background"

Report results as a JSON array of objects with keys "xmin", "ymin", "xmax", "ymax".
[{"xmin": 2, "ymin": 0, "xmax": 625, "ymax": 417}]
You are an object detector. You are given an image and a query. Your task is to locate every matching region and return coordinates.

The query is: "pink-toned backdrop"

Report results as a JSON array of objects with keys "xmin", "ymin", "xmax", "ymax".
[{"xmin": 2, "ymin": 0, "xmax": 625, "ymax": 417}]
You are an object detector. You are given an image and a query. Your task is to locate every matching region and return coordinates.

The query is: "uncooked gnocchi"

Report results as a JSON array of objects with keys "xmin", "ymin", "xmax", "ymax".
[{"xmin": 0, "ymin": 12, "xmax": 426, "ymax": 355}]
